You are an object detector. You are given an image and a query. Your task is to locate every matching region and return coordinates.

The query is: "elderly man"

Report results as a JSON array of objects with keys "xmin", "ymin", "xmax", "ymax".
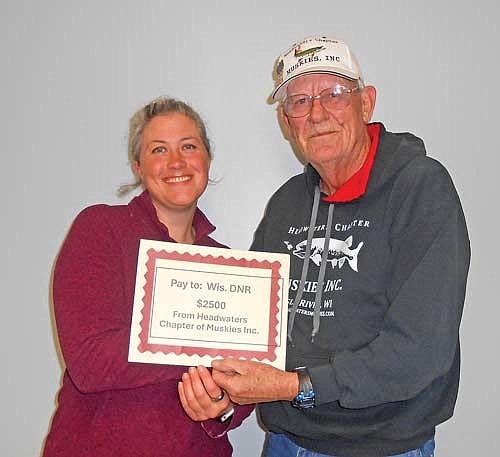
[{"xmin": 211, "ymin": 36, "xmax": 470, "ymax": 457}]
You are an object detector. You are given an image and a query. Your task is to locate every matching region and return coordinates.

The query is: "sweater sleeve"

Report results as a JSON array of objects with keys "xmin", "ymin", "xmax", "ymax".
[
  {"xmin": 53, "ymin": 206, "xmax": 185, "ymax": 393},
  {"xmin": 309, "ymin": 160, "xmax": 470, "ymax": 408}
]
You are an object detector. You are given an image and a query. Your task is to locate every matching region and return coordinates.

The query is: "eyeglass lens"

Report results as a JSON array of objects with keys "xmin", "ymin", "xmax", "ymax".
[{"xmin": 284, "ymin": 86, "xmax": 357, "ymax": 117}]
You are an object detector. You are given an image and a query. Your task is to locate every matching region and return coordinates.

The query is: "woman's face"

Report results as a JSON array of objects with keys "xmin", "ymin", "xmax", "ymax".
[{"xmin": 133, "ymin": 113, "xmax": 210, "ymax": 217}]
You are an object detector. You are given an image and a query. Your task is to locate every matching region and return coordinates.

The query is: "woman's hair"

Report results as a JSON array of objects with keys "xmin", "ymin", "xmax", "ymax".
[{"xmin": 117, "ymin": 96, "xmax": 212, "ymax": 195}]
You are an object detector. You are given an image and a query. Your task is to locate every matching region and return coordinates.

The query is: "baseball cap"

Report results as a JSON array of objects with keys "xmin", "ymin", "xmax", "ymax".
[{"xmin": 271, "ymin": 36, "xmax": 363, "ymax": 101}]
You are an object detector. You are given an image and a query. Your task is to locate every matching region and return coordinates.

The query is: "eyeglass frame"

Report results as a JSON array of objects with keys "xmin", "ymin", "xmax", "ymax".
[{"xmin": 282, "ymin": 82, "xmax": 364, "ymax": 118}]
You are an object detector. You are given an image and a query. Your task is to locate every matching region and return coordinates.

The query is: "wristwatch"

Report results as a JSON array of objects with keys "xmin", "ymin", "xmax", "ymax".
[{"xmin": 291, "ymin": 366, "xmax": 316, "ymax": 409}]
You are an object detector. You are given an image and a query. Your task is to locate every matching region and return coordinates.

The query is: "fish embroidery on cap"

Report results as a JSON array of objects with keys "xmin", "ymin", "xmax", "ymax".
[{"xmin": 294, "ymin": 44, "xmax": 325, "ymax": 58}]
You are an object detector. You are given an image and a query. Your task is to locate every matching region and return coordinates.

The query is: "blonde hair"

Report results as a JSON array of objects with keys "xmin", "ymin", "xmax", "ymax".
[{"xmin": 118, "ymin": 96, "xmax": 212, "ymax": 195}]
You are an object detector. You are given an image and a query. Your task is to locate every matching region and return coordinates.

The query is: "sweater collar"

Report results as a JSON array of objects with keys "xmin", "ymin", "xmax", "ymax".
[
  {"xmin": 322, "ymin": 122, "xmax": 381, "ymax": 203},
  {"xmin": 133, "ymin": 190, "xmax": 216, "ymax": 242}
]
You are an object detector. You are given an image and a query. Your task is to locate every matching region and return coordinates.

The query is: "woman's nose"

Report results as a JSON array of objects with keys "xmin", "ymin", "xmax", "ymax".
[{"xmin": 166, "ymin": 150, "xmax": 186, "ymax": 168}]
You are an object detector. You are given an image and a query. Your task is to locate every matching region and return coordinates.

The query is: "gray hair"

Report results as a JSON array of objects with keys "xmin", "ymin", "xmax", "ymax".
[{"xmin": 118, "ymin": 96, "xmax": 212, "ymax": 195}]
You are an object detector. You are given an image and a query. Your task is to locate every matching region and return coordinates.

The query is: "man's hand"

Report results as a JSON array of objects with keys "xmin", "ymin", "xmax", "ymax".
[
  {"xmin": 178, "ymin": 365, "xmax": 233, "ymax": 421},
  {"xmin": 211, "ymin": 358, "xmax": 299, "ymax": 405}
]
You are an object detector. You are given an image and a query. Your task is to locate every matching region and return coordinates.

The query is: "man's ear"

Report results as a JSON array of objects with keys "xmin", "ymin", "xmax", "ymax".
[
  {"xmin": 278, "ymin": 104, "xmax": 292, "ymax": 140},
  {"xmin": 361, "ymin": 85, "xmax": 377, "ymax": 123}
]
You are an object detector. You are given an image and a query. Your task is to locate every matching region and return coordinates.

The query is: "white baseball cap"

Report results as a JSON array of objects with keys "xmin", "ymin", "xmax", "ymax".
[{"xmin": 271, "ymin": 36, "xmax": 364, "ymax": 101}]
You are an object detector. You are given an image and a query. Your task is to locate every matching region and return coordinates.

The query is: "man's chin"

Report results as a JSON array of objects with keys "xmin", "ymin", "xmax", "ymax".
[{"xmin": 305, "ymin": 147, "xmax": 342, "ymax": 165}]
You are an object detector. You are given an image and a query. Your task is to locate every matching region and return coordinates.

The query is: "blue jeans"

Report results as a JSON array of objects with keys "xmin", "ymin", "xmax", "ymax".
[{"xmin": 263, "ymin": 432, "xmax": 435, "ymax": 457}]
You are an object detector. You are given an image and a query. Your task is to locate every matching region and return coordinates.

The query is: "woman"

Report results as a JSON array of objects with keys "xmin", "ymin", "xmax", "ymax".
[{"xmin": 43, "ymin": 97, "xmax": 252, "ymax": 456}]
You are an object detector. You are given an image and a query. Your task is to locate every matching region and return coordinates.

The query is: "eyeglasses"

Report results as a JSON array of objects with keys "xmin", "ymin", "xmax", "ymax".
[{"xmin": 283, "ymin": 85, "xmax": 361, "ymax": 118}]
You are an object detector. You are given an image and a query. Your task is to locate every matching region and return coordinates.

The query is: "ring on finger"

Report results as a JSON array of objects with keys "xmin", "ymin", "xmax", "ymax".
[{"xmin": 210, "ymin": 390, "xmax": 225, "ymax": 402}]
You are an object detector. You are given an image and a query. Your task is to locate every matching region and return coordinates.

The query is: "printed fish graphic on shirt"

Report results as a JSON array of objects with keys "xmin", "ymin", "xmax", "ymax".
[{"xmin": 292, "ymin": 235, "xmax": 364, "ymax": 272}]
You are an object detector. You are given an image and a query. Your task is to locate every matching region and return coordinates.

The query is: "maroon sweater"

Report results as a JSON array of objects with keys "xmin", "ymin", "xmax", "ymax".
[{"xmin": 43, "ymin": 191, "xmax": 253, "ymax": 456}]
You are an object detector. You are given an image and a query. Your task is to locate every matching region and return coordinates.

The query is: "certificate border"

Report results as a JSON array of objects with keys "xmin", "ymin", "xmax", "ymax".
[{"xmin": 136, "ymin": 248, "xmax": 284, "ymax": 362}]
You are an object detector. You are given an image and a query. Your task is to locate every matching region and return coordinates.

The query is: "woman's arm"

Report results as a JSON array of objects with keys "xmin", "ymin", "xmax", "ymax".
[{"xmin": 53, "ymin": 206, "xmax": 185, "ymax": 393}]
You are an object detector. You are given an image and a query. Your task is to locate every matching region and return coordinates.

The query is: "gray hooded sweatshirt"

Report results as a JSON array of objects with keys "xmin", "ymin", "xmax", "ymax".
[{"xmin": 251, "ymin": 123, "xmax": 470, "ymax": 457}]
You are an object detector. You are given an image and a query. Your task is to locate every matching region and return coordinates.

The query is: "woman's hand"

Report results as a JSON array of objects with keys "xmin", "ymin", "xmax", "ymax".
[{"xmin": 178, "ymin": 365, "xmax": 233, "ymax": 421}]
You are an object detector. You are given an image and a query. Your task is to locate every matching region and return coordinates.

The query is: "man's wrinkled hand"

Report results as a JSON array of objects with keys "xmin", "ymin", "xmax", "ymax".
[{"xmin": 211, "ymin": 358, "xmax": 298, "ymax": 405}]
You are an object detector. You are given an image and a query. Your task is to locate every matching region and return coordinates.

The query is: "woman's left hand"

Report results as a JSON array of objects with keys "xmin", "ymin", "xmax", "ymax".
[{"xmin": 178, "ymin": 365, "xmax": 233, "ymax": 421}]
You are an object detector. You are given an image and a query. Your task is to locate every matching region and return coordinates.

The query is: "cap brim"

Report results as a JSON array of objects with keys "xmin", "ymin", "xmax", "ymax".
[{"xmin": 271, "ymin": 68, "xmax": 358, "ymax": 101}]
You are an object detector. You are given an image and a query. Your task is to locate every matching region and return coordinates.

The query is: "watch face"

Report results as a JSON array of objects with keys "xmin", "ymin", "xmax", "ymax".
[
  {"xmin": 292, "ymin": 389, "xmax": 316, "ymax": 409},
  {"xmin": 292, "ymin": 367, "xmax": 316, "ymax": 408},
  {"xmin": 292, "ymin": 396, "xmax": 316, "ymax": 408}
]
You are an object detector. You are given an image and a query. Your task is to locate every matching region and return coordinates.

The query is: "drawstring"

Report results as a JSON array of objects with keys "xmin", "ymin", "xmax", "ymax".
[
  {"xmin": 287, "ymin": 186, "xmax": 321, "ymax": 345},
  {"xmin": 312, "ymin": 202, "xmax": 334, "ymax": 342},
  {"xmin": 287, "ymin": 186, "xmax": 336, "ymax": 344}
]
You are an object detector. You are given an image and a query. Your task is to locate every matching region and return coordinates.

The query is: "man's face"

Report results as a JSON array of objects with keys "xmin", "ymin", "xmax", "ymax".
[{"xmin": 280, "ymin": 74, "xmax": 375, "ymax": 169}]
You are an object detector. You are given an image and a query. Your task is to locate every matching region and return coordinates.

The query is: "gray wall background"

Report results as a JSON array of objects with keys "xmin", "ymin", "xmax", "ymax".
[{"xmin": 2, "ymin": 1, "xmax": 498, "ymax": 455}]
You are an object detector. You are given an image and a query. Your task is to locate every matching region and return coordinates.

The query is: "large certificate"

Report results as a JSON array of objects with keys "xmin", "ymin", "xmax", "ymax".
[{"xmin": 128, "ymin": 240, "xmax": 290, "ymax": 369}]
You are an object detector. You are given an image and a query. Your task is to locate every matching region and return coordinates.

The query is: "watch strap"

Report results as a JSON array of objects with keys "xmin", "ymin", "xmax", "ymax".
[{"xmin": 292, "ymin": 366, "xmax": 315, "ymax": 408}]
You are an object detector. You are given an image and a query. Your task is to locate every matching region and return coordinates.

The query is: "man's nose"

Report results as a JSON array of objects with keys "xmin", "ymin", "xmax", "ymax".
[{"xmin": 309, "ymin": 96, "xmax": 328, "ymax": 123}]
